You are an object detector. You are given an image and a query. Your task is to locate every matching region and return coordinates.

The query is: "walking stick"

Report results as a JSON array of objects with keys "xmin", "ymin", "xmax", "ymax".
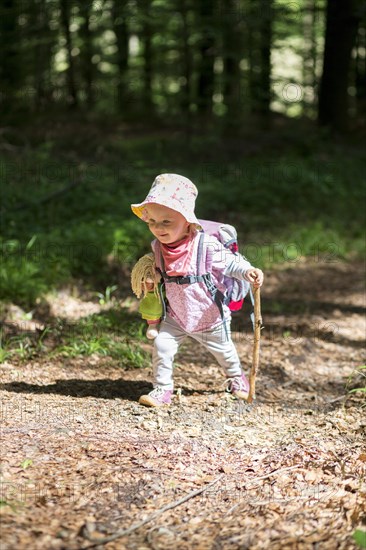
[{"xmin": 248, "ymin": 285, "xmax": 262, "ymax": 403}]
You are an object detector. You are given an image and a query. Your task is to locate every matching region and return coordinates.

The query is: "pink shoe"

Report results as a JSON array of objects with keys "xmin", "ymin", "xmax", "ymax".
[
  {"xmin": 139, "ymin": 386, "xmax": 173, "ymax": 407},
  {"xmin": 226, "ymin": 372, "xmax": 249, "ymax": 400}
]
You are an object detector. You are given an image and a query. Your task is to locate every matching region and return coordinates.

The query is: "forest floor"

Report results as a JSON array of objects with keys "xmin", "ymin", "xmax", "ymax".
[{"xmin": 0, "ymin": 259, "xmax": 365, "ymax": 549}]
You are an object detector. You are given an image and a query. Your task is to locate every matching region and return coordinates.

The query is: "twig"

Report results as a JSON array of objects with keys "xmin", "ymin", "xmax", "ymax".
[
  {"xmin": 248, "ymin": 286, "xmax": 262, "ymax": 403},
  {"xmin": 225, "ymin": 464, "xmax": 303, "ymax": 516},
  {"xmin": 83, "ymin": 474, "xmax": 224, "ymax": 547},
  {"xmin": 244, "ymin": 464, "xmax": 303, "ymax": 485}
]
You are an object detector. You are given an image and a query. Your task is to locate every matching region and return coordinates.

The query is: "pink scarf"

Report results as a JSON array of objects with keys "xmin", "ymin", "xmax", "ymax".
[{"xmin": 161, "ymin": 234, "xmax": 195, "ymax": 276}]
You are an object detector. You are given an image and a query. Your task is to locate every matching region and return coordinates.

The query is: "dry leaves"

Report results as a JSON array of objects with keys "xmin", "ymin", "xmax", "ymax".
[{"xmin": 1, "ymin": 261, "xmax": 365, "ymax": 549}]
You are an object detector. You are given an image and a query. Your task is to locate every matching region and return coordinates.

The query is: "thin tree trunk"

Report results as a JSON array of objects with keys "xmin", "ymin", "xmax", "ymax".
[
  {"xmin": 0, "ymin": 0, "xmax": 20, "ymax": 109},
  {"xmin": 354, "ymin": 19, "xmax": 366, "ymax": 117},
  {"xmin": 222, "ymin": 0, "xmax": 242, "ymax": 127},
  {"xmin": 141, "ymin": 0, "xmax": 153, "ymax": 111},
  {"xmin": 33, "ymin": 0, "xmax": 54, "ymax": 110},
  {"xmin": 248, "ymin": 4, "xmax": 256, "ymax": 110},
  {"xmin": 259, "ymin": 0, "xmax": 272, "ymax": 120},
  {"xmin": 318, "ymin": 0, "xmax": 361, "ymax": 130},
  {"xmin": 179, "ymin": 0, "xmax": 192, "ymax": 117},
  {"xmin": 197, "ymin": 0, "xmax": 215, "ymax": 115},
  {"xmin": 248, "ymin": 0, "xmax": 272, "ymax": 122},
  {"xmin": 79, "ymin": 1, "xmax": 94, "ymax": 108},
  {"xmin": 60, "ymin": 0, "xmax": 78, "ymax": 107},
  {"xmin": 111, "ymin": 0, "xmax": 129, "ymax": 112}
]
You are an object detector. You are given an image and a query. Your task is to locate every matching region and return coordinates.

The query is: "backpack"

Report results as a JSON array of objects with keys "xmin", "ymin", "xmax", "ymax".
[
  {"xmin": 198, "ymin": 219, "xmax": 250, "ymax": 311},
  {"xmin": 155, "ymin": 219, "xmax": 252, "ymax": 329}
]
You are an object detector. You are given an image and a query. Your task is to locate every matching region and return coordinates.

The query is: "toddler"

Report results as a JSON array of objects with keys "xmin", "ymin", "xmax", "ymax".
[{"xmin": 131, "ymin": 174, "xmax": 264, "ymax": 407}]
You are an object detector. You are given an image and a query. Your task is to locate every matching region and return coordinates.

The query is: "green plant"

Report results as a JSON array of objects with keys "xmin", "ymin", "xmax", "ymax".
[
  {"xmin": 13, "ymin": 340, "xmax": 34, "ymax": 360},
  {"xmin": 347, "ymin": 366, "xmax": 366, "ymax": 398},
  {"xmin": 58, "ymin": 338, "xmax": 110, "ymax": 358},
  {"xmin": 95, "ymin": 285, "xmax": 118, "ymax": 305},
  {"xmin": 0, "ymin": 347, "xmax": 10, "ymax": 363},
  {"xmin": 20, "ymin": 459, "xmax": 33, "ymax": 470},
  {"xmin": 118, "ymin": 343, "xmax": 150, "ymax": 369},
  {"xmin": 353, "ymin": 529, "xmax": 366, "ymax": 549},
  {"xmin": 0, "ymin": 236, "xmax": 48, "ymax": 307}
]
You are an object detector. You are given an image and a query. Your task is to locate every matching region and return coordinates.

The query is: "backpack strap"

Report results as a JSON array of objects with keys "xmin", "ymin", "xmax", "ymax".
[
  {"xmin": 199, "ymin": 234, "xmax": 229, "ymax": 339},
  {"xmin": 157, "ymin": 233, "xmax": 206, "ymax": 286},
  {"xmin": 155, "ymin": 234, "xmax": 229, "ymax": 339}
]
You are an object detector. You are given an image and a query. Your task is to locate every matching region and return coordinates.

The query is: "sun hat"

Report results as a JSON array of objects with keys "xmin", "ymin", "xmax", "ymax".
[{"xmin": 131, "ymin": 173, "xmax": 201, "ymax": 225}]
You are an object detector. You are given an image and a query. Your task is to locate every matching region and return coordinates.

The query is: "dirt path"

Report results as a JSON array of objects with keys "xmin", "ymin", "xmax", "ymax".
[{"xmin": 1, "ymin": 260, "xmax": 365, "ymax": 549}]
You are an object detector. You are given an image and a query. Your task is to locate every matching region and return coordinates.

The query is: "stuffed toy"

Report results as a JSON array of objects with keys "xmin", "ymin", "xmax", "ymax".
[{"xmin": 131, "ymin": 253, "xmax": 163, "ymax": 339}]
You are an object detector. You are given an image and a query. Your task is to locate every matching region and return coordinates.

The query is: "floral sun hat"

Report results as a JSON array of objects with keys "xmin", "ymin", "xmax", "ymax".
[{"xmin": 131, "ymin": 173, "xmax": 201, "ymax": 225}]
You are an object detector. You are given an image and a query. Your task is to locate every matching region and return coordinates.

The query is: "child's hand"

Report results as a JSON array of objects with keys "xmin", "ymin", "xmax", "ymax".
[{"xmin": 245, "ymin": 268, "xmax": 264, "ymax": 287}]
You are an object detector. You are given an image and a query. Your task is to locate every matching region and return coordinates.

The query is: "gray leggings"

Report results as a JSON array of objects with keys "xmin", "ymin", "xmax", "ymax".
[{"xmin": 153, "ymin": 315, "xmax": 243, "ymax": 389}]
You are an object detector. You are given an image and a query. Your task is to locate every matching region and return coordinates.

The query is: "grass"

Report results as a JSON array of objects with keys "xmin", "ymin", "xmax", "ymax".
[
  {"xmin": 0, "ymin": 306, "xmax": 150, "ymax": 368},
  {"xmin": 1, "ymin": 146, "xmax": 364, "ymax": 305},
  {"xmin": 347, "ymin": 366, "xmax": 366, "ymax": 400},
  {"xmin": 0, "ymin": 118, "xmax": 365, "ymax": 365}
]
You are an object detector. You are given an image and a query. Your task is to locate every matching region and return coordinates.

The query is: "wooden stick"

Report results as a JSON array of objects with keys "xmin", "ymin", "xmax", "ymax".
[
  {"xmin": 83, "ymin": 475, "xmax": 224, "ymax": 547},
  {"xmin": 248, "ymin": 286, "xmax": 262, "ymax": 403}
]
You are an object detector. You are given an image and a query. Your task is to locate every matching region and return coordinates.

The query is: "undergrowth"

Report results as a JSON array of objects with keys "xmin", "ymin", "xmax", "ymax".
[{"xmin": 0, "ymin": 124, "xmax": 365, "ymax": 365}]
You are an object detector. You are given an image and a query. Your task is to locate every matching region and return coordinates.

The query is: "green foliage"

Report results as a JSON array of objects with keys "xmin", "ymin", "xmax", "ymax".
[
  {"xmin": 0, "ymin": 118, "xmax": 365, "ymax": 382},
  {"xmin": 20, "ymin": 459, "xmax": 33, "ymax": 470},
  {"xmin": 0, "ymin": 236, "xmax": 48, "ymax": 308},
  {"xmin": 52, "ymin": 311, "xmax": 149, "ymax": 369},
  {"xmin": 353, "ymin": 530, "xmax": 366, "ymax": 549},
  {"xmin": 95, "ymin": 285, "xmax": 118, "ymax": 305},
  {"xmin": 0, "ymin": 306, "xmax": 150, "ymax": 368},
  {"xmin": 0, "ymin": 347, "xmax": 10, "ymax": 363},
  {"xmin": 1, "ymin": 137, "xmax": 365, "ymax": 308},
  {"xmin": 347, "ymin": 366, "xmax": 366, "ymax": 399}
]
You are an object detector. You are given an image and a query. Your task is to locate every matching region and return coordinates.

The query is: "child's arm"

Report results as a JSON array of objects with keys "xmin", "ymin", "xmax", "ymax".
[{"xmin": 211, "ymin": 239, "xmax": 264, "ymax": 287}]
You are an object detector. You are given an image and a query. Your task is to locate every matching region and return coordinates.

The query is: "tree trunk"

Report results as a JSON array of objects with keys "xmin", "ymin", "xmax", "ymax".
[
  {"xmin": 79, "ymin": 1, "xmax": 94, "ymax": 108},
  {"xmin": 302, "ymin": 0, "xmax": 318, "ymax": 117},
  {"xmin": 60, "ymin": 0, "xmax": 78, "ymax": 107},
  {"xmin": 248, "ymin": 0, "xmax": 272, "ymax": 122},
  {"xmin": 111, "ymin": 0, "xmax": 129, "ymax": 113},
  {"xmin": 141, "ymin": 0, "xmax": 153, "ymax": 111},
  {"xmin": 354, "ymin": 18, "xmax": 366, "ymax": 117},
  {"xmin": 318, "ymin": 0, "xmax": 361, "ymax": 130},
  {"xmin": 197, "ymin": 0, "xmax": 215, "ymax": 115},
  {"xmin": 32, "ymin": 0, "xmax": 55, "ymax": 111},
  {"xmin": 259, "ymin": 0, "xmax": 272, "ymax": 120},
  {"xmin": 179, "ymin": 0, "xmax": 192, "ymax": 117},
  {"xmin": 0, "ymin": 0, "xmax": 21, "ymax": 109},
  {"xmin": 222, "ymin": 0, "xmax": 242, "ymax": 124},
  {"xmin": 33, "ymin": 0, "xmax": 47, "ymax": 110}
]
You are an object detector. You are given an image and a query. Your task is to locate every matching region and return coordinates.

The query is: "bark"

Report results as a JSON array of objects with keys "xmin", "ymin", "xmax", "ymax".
[
  {"xmin": 111, "ymin": 0, "xmax": 129, "ymax": 112},
  {"xmin": 179, "ymin": 0, "xmax": 192, "ymax": 116},
  {"xmin": 302, "ymin": 0, "xmax": 318, "ymax": 117},
  {"xmin": 248, "ymin": 0, "xmax": 272, "ymax": 121},
  {"xmin": 318, "ymin": 0, "xmax": 362, "ymax": 130},
  {"xmin": 0, "ymin": 0, "xmax": 20, "ymax": 108},
  {"xmin": 79, "ymin": 1, "xmax": 94, "ymax": 108},
  {"xmin": 222, "ymin": 0, "xmax": 242, "ymax": 123},
  {"xmin": 354, "ymin": 19, "xmax": 366, "ymax": 116},
  {"xmin": 197, "ymin": 0, "xmax": 215, "ymax": 114},
  {"xmin": 60, "ymin": 0, "xmax": 78, "ymax": 107},
  {"xmin": 141, "ymin": 0, "xmax": 153, "ymax": 111}
]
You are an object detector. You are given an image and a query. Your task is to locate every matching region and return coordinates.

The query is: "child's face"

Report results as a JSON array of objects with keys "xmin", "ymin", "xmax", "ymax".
[{"xmin": 145, "ymin": 203, "xmax": 190, "ymax": 245}]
